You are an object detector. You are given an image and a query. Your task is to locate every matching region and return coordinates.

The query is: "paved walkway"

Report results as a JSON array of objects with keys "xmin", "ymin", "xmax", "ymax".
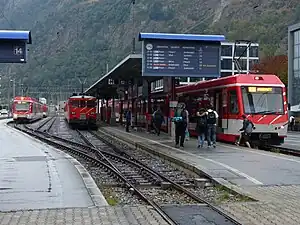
[
  {"xmin": 99, "ymin": 126, "xmax": 300, "ymax": 225},
  {"xmin": 0, "ymin": 119, "xmax": 106, "ymax": 211},
  {"xmin": 0, "ymin": 206, "xmax": 169, "ymax": 225}
]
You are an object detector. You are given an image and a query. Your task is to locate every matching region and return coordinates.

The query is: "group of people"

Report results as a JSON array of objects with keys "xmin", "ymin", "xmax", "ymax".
[
  {"xmin": 173, "ymin": 104, "xmax": 255, "ymax": 149},
  {"xmin": 125, "ymin": 103, "xmax": 256, "ymax": 149},
  {"xmin": 172, "ymin": 104, "xmax": 219, "ymax": 148}
]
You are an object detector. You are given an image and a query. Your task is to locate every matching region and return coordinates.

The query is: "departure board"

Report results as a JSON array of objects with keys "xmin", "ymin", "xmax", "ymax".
[{"xmin": 142, "ymin": 39, "xmax": 220, "ymax": 77}]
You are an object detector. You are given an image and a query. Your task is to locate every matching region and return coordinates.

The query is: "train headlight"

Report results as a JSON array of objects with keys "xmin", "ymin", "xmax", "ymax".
[{"xmin": 71, "ymin": 112, "xmax": 75, "ymax": 115}]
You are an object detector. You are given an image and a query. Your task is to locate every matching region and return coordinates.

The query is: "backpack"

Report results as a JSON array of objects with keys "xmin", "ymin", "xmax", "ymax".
[
  {"xmin": 207, "ymin": 111, "xmax": 216, "ymax": 124},
  {"xmin": 153, "ymin": 110, "xmax": 162, "ymax": 121},
  {"xmin": 197, "ymin": 116, "xmax": 206, "ymax": 128},
  {"xmin": 245, "ymin": 121, "xmax": 253, "ymax": 134}
]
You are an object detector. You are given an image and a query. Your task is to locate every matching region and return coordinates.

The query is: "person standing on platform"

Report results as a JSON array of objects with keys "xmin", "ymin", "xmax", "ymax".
[
  {"xmin": 173, "ymin": 103, "xmax": 188, "ymax": 148},
  {"xmin": 153, "ymin": 107, "xmax": 165, "ymax": 136},
  {"xmin": 125, "ymin": 109, "xmax": 131, "ymax": 132},
  {"xmin": 290, "ymin": 115, "xmax": 295, "ymax": 131},
  {"xmin": 196, "ymin": 109, "xmax": 207, "ymax": 148},
  {"xmin": 203, "ymin": 106, "xmax": 218, "ymax": 148}
]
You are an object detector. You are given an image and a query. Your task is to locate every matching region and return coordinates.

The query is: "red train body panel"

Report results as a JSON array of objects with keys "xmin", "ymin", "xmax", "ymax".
[
  {"xmin": 176, "ymin": 74, "xmax": 288, "ymax": 146},
  {"xmin": 64, "ymin": 95, "xmax": 97, "ymax": 129},
  {"xmin": 12, "ymin": 96, "xmax": 44, "ymax": 122}
]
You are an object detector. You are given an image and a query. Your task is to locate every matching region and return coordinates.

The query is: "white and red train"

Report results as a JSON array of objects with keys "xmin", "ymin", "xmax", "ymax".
[
  {"xmin": 101, "ymin": 74, "xmax": 288, "ymax": 146},
  {"xmin": 176, "ymin": 74, "xmax": 288, "ymax": 146},
  {"xmin": 12, "ymin": 96, "xmax": 48, "ymax": 122}
]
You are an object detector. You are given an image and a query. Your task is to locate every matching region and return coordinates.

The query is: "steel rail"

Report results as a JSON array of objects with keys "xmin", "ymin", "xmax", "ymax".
[
  {"xmin": 15, "ymin": 124, "xmax": 178, "ymax": 225},
  {"xmin": 90, "ymin": 130, "xmax": 243, "ymax": 225}
]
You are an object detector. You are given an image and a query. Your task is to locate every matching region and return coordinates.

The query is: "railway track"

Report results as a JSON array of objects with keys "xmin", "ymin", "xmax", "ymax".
[{"xmin": 11, "ymin": 120, "xmax": 243, "ymax": 225}]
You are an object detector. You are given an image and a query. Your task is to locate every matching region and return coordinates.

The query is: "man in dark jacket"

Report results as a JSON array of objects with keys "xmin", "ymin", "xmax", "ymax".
[
  {"xmin": 236, "ymin": 115, "xmax": 255, "ymax": 148},
  {"xmin": 196, "ymin": 109, "xmax": 207, "ymax": 148},
  {"xmin": 125, "ymin": 110, "xmax": 131, "ymax": 132},
  {"xmin": 173, "ymin": 103, "xmax": 188, "ymax": 148},
  {"xmin": 153, "ymin": 107, "xmax": 165, "ymax": 136}
]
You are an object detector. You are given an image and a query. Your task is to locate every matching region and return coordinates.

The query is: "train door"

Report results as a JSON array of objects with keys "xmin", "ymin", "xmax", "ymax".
[{"xmin": 214, "ymin": 89, "xmax": 223, "ymax": 134}]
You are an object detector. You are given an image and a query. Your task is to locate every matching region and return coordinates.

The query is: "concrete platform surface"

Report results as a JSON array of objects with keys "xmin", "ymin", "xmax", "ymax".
[
  {"xmin": 99, "ymin": 126, "xmax": 300, "ymax": 224},
  {"xmin": 0, "ymin": 119, "xmax": 106, "ymax": 211},
  {"xmin": 0, "ymin": 206, "xmax": 169, "ymax": 225},
  {"xmin": 102, "ymin": 126, "xmax": 300, "ymax": 187}
]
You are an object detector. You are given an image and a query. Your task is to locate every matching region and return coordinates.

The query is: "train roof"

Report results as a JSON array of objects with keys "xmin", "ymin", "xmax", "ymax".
[
  {"xmin": 176, "ymin": 74, "xmax": 285, "ymax": 93},
  {"xmin": 68, "ymin": 95, "xmax": 96, "ymax": 99},
  {"xmin": 14, "ymin": 96, "xmax": 39, "ymax": 102}
]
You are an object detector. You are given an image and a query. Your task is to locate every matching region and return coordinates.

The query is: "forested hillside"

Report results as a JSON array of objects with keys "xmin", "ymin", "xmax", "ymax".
[{"xmin": 0, "ymin": 0, "xmax": 299, "ymax": 89}]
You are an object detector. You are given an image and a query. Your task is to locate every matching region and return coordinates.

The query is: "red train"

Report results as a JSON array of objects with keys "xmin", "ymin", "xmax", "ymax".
[
  {"xmin": 12, "ymin": 96, "xmax": 46, "ymax": 122},
  {"xmin": 104, "ymin": 74, "xmax": 288, "ymax": 146},
  {"xmin": 176, "ymin": 74, "xmax": 288, "ymax": 146},
  {"xmin": 64, "ymin": 95, "xmax": 97, "ymax": 129}
]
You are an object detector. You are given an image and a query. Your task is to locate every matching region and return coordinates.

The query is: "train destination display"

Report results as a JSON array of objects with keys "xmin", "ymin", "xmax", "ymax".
[{"xmin": 142, "ymin": 40, "xmax": 220, "ymax": 77}]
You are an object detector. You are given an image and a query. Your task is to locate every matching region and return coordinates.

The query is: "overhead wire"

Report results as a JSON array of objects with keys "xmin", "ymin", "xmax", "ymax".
[{"xmin": 87, "ymin": 1, "xmax": 133, "ymax": 76}]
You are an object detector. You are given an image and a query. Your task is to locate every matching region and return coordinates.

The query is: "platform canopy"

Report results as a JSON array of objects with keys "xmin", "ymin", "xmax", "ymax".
[
  {"xmin": 85, "ymin": 53, "xmax": 162, "ymax": 98},
  {"xmin": 138, "ymin": 33, "xmax": 226, "ymax": 42},
  {"xmin": 0, "ymin": 30, "xmax": 32, "ymax": 44}
]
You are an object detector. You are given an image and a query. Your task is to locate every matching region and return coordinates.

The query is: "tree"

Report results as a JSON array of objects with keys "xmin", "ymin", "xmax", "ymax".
[{"xmin": 251, "ymin": 55, "xmax": 288, "ymax": 86}]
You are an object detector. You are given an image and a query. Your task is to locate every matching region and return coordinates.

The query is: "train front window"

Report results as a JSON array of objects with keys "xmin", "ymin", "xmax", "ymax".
[
  {"xmin": 15, "ymin": 102, "xmax": 30, "ymax": 111},
  {"xmin": 241, "ymin": 86, "xmax": 284, "ymax": 114},
  {"xmin": 86, "ymin": 101, "xmax": 96, "ymax": 108},
  {"xmin": 71, "ymin": 100, "xmax": 79, "ymax": 107}
]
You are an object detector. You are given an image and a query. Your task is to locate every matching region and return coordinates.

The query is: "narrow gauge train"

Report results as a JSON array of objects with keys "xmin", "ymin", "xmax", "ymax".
[
  {"xmin": 64, "ymin": 95, "xmax": 97, "ymax": 129},
  {"xmin": 12, "ymin": 96, "xmax": 45, "ymax": 123},
  {"xmin": 176, "ymin": 74, "xmax": 288, "ymax": 146}
]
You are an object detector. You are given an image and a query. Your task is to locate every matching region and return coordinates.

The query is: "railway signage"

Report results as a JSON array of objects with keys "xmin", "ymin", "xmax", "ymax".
[
  {"xmin": 141, "ymin": 39, "xmax": 221, "ymax": 78},
  {"xmin": 0, "ymin": 30, "xmax": 31, "ymax": 63},
  {"xmin": 0, "ymin": 41, "xmax": 27, "ymax": 63}
]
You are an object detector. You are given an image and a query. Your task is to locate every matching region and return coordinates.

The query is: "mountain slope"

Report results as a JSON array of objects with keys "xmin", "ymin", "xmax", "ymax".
[{"xmin": 0, "ymin": 0, "xmax": 299, "ymax": 89}]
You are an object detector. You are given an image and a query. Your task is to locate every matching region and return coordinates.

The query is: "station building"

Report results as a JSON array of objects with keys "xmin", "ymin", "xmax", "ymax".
[
  {"xmin": 288, "ymin": 22, "xmax": 300, "ymax": 110},
  {"xmin": 150, "ymin": 41, "xmax": 259, "ymax": 93}
]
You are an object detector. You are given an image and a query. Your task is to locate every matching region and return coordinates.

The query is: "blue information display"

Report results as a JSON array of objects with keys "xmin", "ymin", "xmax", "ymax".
[
  {"xmin": 142, "ymin": 39, "xmax": 221, "ymax": 77},
  {"xmin": 0, "ymin": 41, "xmax": 27, "ymax": 63}
]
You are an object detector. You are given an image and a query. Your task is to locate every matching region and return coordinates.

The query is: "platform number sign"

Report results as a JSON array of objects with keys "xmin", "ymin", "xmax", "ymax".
[
  {"xmin": 0, "ymin": 41, "xmax": 27, "ymax": 63},
  {"xmin": 14, "ymin": 46, "xmax": 23, "ymax": 55}
]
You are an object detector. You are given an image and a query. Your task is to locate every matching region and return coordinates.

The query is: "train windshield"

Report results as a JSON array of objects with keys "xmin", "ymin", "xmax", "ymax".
[
  {"xmin": 70, "ymin": 100, "xmax": 96, "ymax": 108},
  {"xmin": 241, "ymin": 86, "xmax": 284, "ymax": 114},
  {"xmin": 15, "ymin": 102, "xmax": 30, "ymax": 111}
]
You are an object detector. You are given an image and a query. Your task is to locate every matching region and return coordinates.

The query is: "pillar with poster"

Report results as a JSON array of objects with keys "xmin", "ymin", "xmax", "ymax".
[{"xmin": 169, "ymin": 100, "xmax": 178, "ymax": 137}]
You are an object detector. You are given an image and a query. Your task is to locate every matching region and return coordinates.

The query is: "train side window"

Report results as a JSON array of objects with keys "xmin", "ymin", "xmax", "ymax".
[
  {"xmin": 71, "ymin": 100, "xmax": 79, "ymax": 107},
  {"xmin": 229, "ymin": 90, "xmax": 239, "ymax": 114},
  {"xmin": 87, "ymin": 100, "xmax": 97, "ymax": 108}
]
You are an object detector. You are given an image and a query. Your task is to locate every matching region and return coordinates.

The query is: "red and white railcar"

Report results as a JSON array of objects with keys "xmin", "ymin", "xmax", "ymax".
[
  {"xmin": 176, "ymin": 74, "xmax": 288, "ymax": 146},
  {"xmin": 12, "ymin": 96, "xmax": 44, "ymax": 122},
  {"xmin": 64, "ymin": 95, "xmax": 97, "ymax": 129}
]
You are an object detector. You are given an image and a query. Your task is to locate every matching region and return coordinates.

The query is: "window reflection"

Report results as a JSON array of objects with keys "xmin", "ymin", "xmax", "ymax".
[{"xmin": 241, "ymin": 86, "xmax": 284, "ymax": 114}]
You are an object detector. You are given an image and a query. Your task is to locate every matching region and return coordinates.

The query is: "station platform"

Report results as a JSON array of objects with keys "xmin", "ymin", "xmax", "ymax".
[
  {"xmin": 99, "ymin": 125, "xmax": 300, "ymax": 224},
  {"xmin": 0, "ymin": 119, "xmax": 106, "ymax": 211},
  {"xmin": 0, "ymin": 119, "xmax": 171, "ymax": 225},
  {"xmin": 279, "ymin": 131, "xmax": 300, "ymax": 150}
]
